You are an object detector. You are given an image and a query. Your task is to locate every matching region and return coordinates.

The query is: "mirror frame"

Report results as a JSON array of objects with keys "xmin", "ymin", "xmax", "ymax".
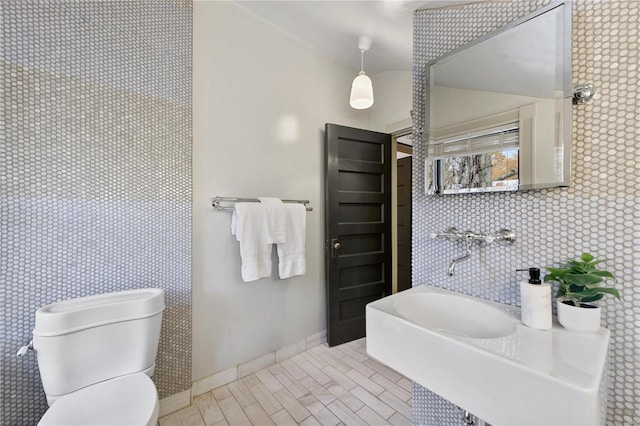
[{"xmin": 424, "ymin": 1, "xmax": 572, "ymax": 194}]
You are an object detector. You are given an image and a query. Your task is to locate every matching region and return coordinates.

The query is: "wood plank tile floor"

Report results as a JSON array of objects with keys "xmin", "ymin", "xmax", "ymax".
[{"xmin": 159, "ymin": 338, "xmax": 412, "ymax": 426}]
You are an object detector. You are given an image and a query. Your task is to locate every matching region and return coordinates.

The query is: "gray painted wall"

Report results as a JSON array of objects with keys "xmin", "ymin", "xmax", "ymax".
[{"xmin": 191, "ymin": 1, "xmax": 371, "ymax": 382}]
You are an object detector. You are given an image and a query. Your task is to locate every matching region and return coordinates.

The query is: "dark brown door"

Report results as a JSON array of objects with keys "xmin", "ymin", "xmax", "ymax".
[
  {"xmin": 397, "ymin": 156, "xmax": 412, "ymax": 292},
  {"xmin": 324, "ymin": 123, "xmax": 392, "ymax": 347}
]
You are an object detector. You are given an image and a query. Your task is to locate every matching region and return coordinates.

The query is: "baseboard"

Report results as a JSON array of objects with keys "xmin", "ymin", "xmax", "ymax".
[
  {"xmin": 158, "ymin": 389, "xmax": 191, "ymax": 418},
  {"xmin": 159, "ymin": 329, "xmax": 327, "ymax": 416}
]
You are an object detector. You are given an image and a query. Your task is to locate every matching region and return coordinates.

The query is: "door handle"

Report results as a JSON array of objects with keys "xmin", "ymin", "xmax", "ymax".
[{"xmin": 331, "ymin": 239, "xmax": 341, "ymax": 258}]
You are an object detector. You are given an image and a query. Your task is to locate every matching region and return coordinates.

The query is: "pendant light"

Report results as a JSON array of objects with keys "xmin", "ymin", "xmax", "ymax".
[{"xmin": 350, "ymin": 36, "xmax": 374, "ymax": 110}]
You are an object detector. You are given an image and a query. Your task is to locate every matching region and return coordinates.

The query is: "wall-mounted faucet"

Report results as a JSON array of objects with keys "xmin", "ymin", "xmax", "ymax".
[
  {"xmin": 448, "ymin": 234, "xmax": 473, "ymax": 276},
  {"xmin": 430, "ymin": 228, "xmax": 516, "ymax": 276}
]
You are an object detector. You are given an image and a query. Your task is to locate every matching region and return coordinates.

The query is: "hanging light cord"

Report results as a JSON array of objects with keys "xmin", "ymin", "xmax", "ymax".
[{"xmin": 360, "ymin": 49, "xmax": 365, "ymax": 75}]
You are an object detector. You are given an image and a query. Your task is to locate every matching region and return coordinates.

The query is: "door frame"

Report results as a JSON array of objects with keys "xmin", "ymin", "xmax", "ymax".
[{"xmin": 386, "ymin": 119, "xmax": 413, "ymax": 294}]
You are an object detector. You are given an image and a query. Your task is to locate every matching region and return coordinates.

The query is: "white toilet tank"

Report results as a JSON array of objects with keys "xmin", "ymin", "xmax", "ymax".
[{"xmin": 32, "ymin": 288, "xmax": 165, "ymax": 404}]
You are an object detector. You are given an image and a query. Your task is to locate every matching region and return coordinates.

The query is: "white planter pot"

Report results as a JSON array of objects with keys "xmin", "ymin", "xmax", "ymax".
[{"xmin": 556, "ymin": 297, "xmax": 601, "ymax": 332}]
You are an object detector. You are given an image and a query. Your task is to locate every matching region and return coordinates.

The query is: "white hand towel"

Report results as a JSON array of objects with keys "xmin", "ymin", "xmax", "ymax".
[
  {"xmin": 277, "ymin": 203, "xmax": 306, "ymax": 279},
  {"xmin": 231, "ymin": 209, "xmax": 238, "ymax": 236},
  {"xmin": 232, "ymin": 203, "xmax": 272, "ymax": 282},
  {"xmin": 258, "ymin": 197, "xmax": 287, "ymax": 244}
]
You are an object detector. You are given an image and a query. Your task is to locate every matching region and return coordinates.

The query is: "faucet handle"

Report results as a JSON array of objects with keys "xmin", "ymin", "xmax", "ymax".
[
  {"xmin": 493, "ymin": 229, "xmax": 516, "ymax": 245},
  {"xmin": 430, "ymin": 228, "xmax": 460, "ymax": 241},
  {"xmin": 445, "ymin": 228, "xmax": 461, "ymax": 241}
]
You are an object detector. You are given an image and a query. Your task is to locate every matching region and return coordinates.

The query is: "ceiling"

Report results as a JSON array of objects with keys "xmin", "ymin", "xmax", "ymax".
[{"xmin": 237, "ymin": 1, "xmax": 481, "ymax": 75}]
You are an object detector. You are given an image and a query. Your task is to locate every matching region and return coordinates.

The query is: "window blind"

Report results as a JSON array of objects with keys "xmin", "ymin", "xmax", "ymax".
[{"xmin": 428, "ymin": 123, "xmax": 519, "ymax": 159}]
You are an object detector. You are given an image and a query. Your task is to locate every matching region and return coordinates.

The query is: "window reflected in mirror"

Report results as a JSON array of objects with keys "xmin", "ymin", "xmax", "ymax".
[{"xmin": 442, "ymin": 149, "xmax": 519, "ymax": 194}]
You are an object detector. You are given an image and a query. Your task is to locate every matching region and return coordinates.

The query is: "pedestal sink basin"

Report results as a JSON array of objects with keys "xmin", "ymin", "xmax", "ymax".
[
  {"xmin": 394, "ymin": 293, "xmax": 516, "ymax": 338},
  {"xmin": 366, "ymin": 284, "xmax": 610, "ymax": 426}
]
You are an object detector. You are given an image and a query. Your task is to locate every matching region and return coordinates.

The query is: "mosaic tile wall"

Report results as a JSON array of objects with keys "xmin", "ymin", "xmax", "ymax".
[
  {"xmin": 411, "ymin": 0, "xmax": 639, "ymax": 424},
  {"xmin": 0, "ymin": 1, "xmax": 192, "ymax": 424}
]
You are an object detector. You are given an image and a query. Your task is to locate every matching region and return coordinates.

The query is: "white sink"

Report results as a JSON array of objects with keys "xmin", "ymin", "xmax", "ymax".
[
  {"xmin": 394, "ymin": 293, "xmax": 516, "ymax": 338},
  {"xmin": 366, "ymin": 284, "xmax": 610, "ymax": 426}
]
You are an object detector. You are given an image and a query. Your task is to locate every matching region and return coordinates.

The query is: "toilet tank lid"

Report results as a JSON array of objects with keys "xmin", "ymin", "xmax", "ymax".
[{"xmin": 34, "ymin": 289, "xmax": 165, "ymax": 337}]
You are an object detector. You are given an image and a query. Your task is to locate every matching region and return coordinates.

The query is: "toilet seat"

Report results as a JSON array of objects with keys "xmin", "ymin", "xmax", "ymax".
[{"xmin": 38, "ymin": 373, "xmax": 159, "ymax": 426}]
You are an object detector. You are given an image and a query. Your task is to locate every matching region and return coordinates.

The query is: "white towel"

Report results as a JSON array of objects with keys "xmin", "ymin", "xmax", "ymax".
[
  {"xmin": 277, "ymin": 203, "xmax": 307, "ymax": 279},
  {"xmin": 258, "ymin": 197, "xmax": 287, "ymax": 244},
  {"xmin": 231, "ymin": 203, "xmax": 272, "ymax": 282}
]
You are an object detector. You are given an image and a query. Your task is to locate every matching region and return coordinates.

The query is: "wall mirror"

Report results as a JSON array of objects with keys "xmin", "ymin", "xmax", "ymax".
[{"xmin": 424, "ymin": 1, "xmax": 571, "ymax": 195}]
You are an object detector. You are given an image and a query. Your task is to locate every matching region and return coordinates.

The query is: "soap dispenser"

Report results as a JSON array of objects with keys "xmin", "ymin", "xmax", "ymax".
[{"xmin": 517, "ymin": 268, "xmax": 552, "ymax": 330}]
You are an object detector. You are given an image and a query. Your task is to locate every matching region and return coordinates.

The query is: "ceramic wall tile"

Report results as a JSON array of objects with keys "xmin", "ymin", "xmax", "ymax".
[
  {"xmin": 412, "ymin": 0, "xmax": 639, "ymax": 423},
  {"xmin": 0, "ymin": 1, "xmax": 192, "ymax": 424}
]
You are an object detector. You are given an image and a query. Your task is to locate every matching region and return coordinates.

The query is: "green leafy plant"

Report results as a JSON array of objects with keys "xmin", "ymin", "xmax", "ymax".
[{"xmin": 545, "ymin": 252, "xmax": 620, "ymax": 306}]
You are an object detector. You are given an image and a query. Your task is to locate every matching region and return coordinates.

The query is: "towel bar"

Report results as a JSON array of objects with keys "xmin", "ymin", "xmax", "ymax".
[{"xmin": 212, "ymin": 196, "xmax": 313, "ymax": 211}]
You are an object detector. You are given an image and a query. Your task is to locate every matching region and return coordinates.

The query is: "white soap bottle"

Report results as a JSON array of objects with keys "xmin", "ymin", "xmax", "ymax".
[{"xmin": 517, "ymin": 268, "xmax": 552, "ymax": 330}]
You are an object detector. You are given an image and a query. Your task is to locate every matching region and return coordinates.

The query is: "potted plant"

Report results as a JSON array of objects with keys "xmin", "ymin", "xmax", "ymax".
[{"xmin": 544, "ymin": 252, "xmax": 620, "ymax": 332}]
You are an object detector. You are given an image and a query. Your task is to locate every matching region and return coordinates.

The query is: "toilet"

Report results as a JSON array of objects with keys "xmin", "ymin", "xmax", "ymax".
[{"xmin": 31, "ymin": 288, "xmax": 165, "ymax": 426}]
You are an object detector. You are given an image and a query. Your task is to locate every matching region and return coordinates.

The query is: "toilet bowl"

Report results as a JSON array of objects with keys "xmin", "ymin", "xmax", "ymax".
[{"xmin": 38, "ymin": 373, "xmax": 159, "ymax": 426}]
